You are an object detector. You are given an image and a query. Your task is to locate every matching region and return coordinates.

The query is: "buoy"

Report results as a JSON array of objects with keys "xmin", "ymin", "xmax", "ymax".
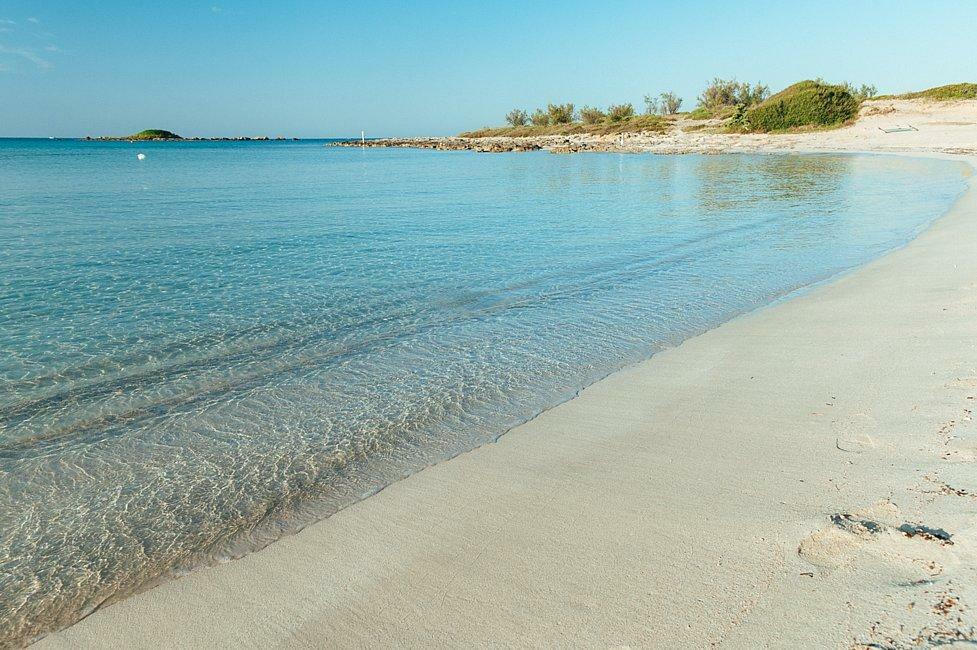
[{"xmin": 136, "ymin": 153, "xmax": 146, "ymax": 160}]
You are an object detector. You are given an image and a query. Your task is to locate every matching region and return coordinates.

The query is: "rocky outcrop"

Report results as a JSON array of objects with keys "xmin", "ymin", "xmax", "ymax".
[
  {"xmin": 331, "ymin": 130, "xmax": 706, "ymax": 155},
  {"xmin": 333, "ymin": 138, "xmax": 541, "ymax": 153}
]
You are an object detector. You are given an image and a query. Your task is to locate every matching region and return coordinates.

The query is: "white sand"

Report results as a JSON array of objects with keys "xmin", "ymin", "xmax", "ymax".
[{"xmin": 39, "ymin": 101, "xmax": 977, "ymax": 648}]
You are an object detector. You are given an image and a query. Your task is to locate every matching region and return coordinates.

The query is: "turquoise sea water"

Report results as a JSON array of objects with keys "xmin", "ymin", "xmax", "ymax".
[{"xmin": 0, "ymin": 139, "xmax": 967, "ymax": 644}]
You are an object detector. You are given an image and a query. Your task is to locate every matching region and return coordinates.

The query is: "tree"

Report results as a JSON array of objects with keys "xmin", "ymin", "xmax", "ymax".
[
  {"xmin": 643, "ymin": 94, "xmax": 660, "ymax": 115},
  {"xmin": 659, "ymin": 91, "xmax": 683, "ymax": 114},
  {"xmin": 530, "ymin": 109, "xmax": 551, "ymax": 126},
  {"xmin": 579, "ymin": 106, "xmax": 606, "ymax": 125},
  {"xmin": 858, "ymin": 84, "xmax": 878, "ymax": 100},
  {"xmin": 697, "ymin": 78, "xmax": 768, "ymax": 114},
  {"xmin": 843, "ymin": 82, "xmax": 878, "ymax": 101},
  {"xmin": 505, "ymin": 109, "xmax": 528, "ymax": 127},
  {"xmin": 607, "ymin": 103, "xmax": 636, "ymax": 122},
  {"xmin": 697, "ymin": 78, "xmax": 740, "ymax": 112},
  {"xmin": 736, "ymin": 82, "xmax": 769, "ymax": 106},
  {"xmin": 547, "ymin": 103, "xmax": 575, "ymax": 124}
]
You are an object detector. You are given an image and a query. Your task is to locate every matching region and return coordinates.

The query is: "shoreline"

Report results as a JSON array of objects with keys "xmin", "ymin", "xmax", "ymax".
[{"xmin": 36, "ymin": 140, "xmax": 977, "ymax": 644}]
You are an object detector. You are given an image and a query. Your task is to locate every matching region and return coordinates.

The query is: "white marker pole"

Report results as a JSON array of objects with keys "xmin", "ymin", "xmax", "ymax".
[{"xmin": 361, "ymin": 130, "xmax": 365, "ymax": 146}]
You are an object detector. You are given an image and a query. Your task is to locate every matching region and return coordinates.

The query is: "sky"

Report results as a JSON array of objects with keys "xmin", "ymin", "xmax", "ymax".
[{"xmin": 1, "ymin": 0, "xmax": 976, "ymax": 138}]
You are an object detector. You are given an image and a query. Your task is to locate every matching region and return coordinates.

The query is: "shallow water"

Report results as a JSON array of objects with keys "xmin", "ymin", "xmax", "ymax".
[{"xmin": 0, "ymin": 140, "xmax": 967, "ymax": 644}]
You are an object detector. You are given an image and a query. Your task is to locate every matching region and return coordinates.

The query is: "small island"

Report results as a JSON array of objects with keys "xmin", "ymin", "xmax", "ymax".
[{"xmin": 127, "ymin": 129, "xmax": 182, "ymax": 140}]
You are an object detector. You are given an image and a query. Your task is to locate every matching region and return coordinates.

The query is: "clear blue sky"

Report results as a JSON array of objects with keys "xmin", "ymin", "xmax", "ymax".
[{"xmin": 2, "ymin": 0, "xmax": 975, "ymax": 137}]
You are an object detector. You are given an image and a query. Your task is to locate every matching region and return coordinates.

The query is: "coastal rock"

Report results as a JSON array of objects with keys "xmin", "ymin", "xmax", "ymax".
[{"xmin": 333, "ymin": 138, "xmax": 541, "ymax": 153}]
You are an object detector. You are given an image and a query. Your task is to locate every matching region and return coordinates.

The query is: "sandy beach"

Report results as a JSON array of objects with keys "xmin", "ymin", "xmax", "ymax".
[{"xmin": 38, "ymin": 102, "xmax": 977, "ymax": 648}]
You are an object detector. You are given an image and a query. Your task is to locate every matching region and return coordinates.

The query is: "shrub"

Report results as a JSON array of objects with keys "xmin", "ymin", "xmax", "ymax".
[
  {"xmin": 697, "ymin": 78, "xmax": 769, "ymax": 115},
  {"xmin": 659, "ymin": 91, "xmax": 683, "ymax": 115},
  {"xmin": 727, "ymin": 103, "xmax": 751, "ymax": 131},
  {"xmin": 737, "ymin": 82, "xmax": 770, "ymax": 107},
  {"xmin": 600, "ymin": 113, "xmax": 667, "ymax": 133},
  {"xmin": 547, "ymin": 103, "xmax": 575, "ymax": 124},
  {"xmin": 643, "ymin": 94, "xmax": 660, "ymax": 115},
  {"xmin": 687, "ymin": 106, "xmax": 712, "ymax": 120},
  {"xmin": 745, "ymin": 80, "xmax": 859, "ymax": 132},
  {"xmin": 579, "ymin": 106, "xmax": 606, "ymax": 124},
  {"xmin": 530, "ymin": 109, "xmax": 550, "ymax": 126},
  {"xmin": 505, "ymin": 109, "xmax": 528, "ymax": 127},
  {"xmin": 879, "ymin": 83, "xmax": 977, "ymax": 101},
  {"xmin": 697, "ymin": 78, "xmax": 739, "ymax": 112},
  {"xmin": 839, "ymin": 83, "xmax": 877, "ymax": 102},
  {"xmin": 606, "ymin": 103, "xmax": 635, "ymax": 122}
]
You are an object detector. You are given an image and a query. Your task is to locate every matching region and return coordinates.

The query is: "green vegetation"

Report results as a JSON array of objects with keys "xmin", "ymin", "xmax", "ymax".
[
  {"xmin": 659, "ymin": 92, "xmax": 683, "ymax": 115},
  {"xmin": 579, "ymin": 106, "xmax": 605, "ymax": 125},
  {"xmin": 643, "ymin": 91, "xmax": 683, "ymax": 115},
  {"xmin": 505, "ymin": 109, "xmax": 528, "ymax": 127},
  {"xmin": 547, "ymin": 103, "xmax": 575, "ymax": 124},
  {"xmin": 691, "ymin": 78, "xmax": 769, "ymax": 119},
  {"xmin": 843, "ymin": 82, "xmax": 877, "ymax": 101},
  {"xmin": 478, "ymin": 77, "xmax": 973, "ymax": 139},
  {"xmin": 876, "ymin": 82, "xmax": 977, "ymax": 101},
  {"xmin": 530, "ymin": 109, "xmax": 550, "ymax": 126},
  {"xmin": 479, "ymin": 101, "xmax": 663, "ymax": 137},
  {"xmin": 460, "ymin": 114, "xmax": 668, "ymax": 138},
  {"xmin": 606, "ymin": 103, "xmax": 635, "ymax": 122},
  {"xmin": 743, "ymin": 80, "xmax": 859, "ymax": 132},
  {"xmin": 126, "ymin": 129, "xmax": 182, "ymax": 140}
]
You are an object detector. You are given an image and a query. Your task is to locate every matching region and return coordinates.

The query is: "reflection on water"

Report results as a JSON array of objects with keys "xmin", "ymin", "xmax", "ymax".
[
  {"xmin": 693, "ymin": 154, "xmax": 850, "ymax": 214},
  {"xmin": 0, "ymin": 141, "xmax": 966, "ymax": 645}
]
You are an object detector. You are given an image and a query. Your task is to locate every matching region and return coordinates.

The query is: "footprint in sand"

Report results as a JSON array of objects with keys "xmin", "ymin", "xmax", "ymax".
[
  {"xmin": 799, "ymin": 502, "xmax": 900, "ymax": 567},
  {"xmin": 831, "ymin": 413, "xmax": 878, "ymax": 453},
  {"xmin": 798, "ymin": 501, "xmax": 954, "ymax": 586}
]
